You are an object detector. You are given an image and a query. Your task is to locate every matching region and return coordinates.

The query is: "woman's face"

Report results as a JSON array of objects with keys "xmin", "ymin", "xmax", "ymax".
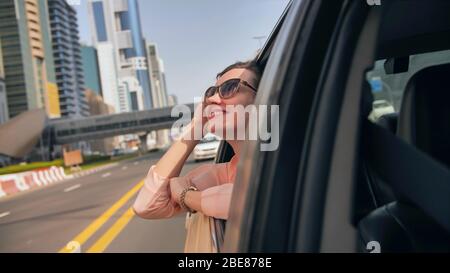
[{"xmin": 204, "ymin": 68, "xmax": 258, "ymax": 139}]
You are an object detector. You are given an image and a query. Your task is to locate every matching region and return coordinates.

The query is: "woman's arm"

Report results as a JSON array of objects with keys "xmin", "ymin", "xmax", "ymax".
[
  {"xmin": 154, "ymin": 117, "xmax": 203, "ymax": 178},
  {"xmin": 133, "ymin": 104, "xmax": 207, "ymax": 219},
  {"xmin": 184, "ymin": 191, "xmax": 202, "ymax": 213},
  {"xmin": 193, "ymin": 184, "xmax": 234, "ymax": 220},
  {"xmin": 170, "ymin": 179, "xmax": 233, "ymax": 220}
]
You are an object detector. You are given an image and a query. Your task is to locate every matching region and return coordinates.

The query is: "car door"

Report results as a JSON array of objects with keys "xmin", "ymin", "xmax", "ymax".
[{"xmin": 226, "ymin": 0, "xmax": 450, "ymax": 253}]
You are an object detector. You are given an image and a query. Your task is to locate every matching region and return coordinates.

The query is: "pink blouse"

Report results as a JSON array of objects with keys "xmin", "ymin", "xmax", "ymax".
[{"xmin": 133, "ymin": 156, "xmax": 238, "ymax": 220}]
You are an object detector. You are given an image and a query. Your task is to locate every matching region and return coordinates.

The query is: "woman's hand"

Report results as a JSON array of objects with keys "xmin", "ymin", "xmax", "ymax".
[
  {"xmin": 170, "ymin": 177, "xmax": 190, "ymax": 204},
  {"xmin": 190, "ymin": 101, "xmax": 209, "ymax": 140},
  {"xmin": 153, "ymin": 102, "xmax": 206, "ymax": 178}
]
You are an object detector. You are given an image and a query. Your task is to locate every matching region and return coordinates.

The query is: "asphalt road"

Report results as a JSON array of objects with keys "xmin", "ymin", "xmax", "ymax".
[{"xmin": 0, "ymin": 151, "xmax": 207, "ymax": 253}]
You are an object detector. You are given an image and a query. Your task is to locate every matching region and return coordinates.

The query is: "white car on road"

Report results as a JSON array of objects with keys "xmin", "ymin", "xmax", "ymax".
[
  {"xmin": 193, "ymin": 133, "xmax": 221, "ymax": 162},
  {"xmin": 369, "ymin": 100, "xmax": 395, "ymax": 121}
]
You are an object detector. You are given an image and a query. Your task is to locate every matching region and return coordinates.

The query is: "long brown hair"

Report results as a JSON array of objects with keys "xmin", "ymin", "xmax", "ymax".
[{"xmin": 216, "ymin": 60, "xmax": 262, "ymax": 88}]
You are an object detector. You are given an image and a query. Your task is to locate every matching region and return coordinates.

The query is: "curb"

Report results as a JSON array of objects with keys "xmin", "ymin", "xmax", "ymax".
[
  {"xmin": 0, "ymin": 162, "xmax": 119, "ymax": 200},
  {"xmin": 0, "ymin": 167, "xmax": 70, "ymax": 199},
  {"xmin": 70, "ymin": 163, "xmax": 119, "ymax": 178}
]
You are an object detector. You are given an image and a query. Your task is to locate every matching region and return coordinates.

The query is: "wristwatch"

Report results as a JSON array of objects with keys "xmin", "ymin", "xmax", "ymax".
[{"xmin": 180, "ymin": 185, "xmax": 198, "ymax": 214}]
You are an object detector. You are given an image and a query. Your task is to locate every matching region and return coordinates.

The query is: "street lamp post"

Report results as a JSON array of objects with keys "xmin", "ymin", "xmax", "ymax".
[{"xmin": 253, "ymin": 36, "xmax": 267, "ymax": 51}]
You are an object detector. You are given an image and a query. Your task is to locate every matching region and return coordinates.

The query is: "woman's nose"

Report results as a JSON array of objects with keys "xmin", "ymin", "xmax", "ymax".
[{"xmin": 206, "ymin": 91, "xmax": 222, "ymax": 104}]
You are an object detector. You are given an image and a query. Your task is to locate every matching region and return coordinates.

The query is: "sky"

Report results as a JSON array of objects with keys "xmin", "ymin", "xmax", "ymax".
[{"xmin": 73, "ymin": 0, "xmax": 290, "ymax": 104}]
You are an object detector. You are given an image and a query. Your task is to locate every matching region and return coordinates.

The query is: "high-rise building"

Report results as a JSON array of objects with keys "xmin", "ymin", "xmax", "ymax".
[
  {"xmin": 118, "ymin": 76, "xmax": 144, "ymax": 112},
  {"xmin": 0, "ymin": 39, "xmax": 4, "ymax": 79},
  {"xmin": 0, "ymin": 38, "xmax": 8, "ymax": 124},
  {"xmin": 85, "ymin": 89, "xmax": 115, "ymax": 154},
  {"xmin": 167, "ymin": 94, "xmax": 178, "ymax": 106},
  {"xmin": 81, "ymin": 45, "xmax": 103, "ymax": 97},
  {"xmin": 88, "ymin": 0, "xmax": 153, "ymax": 112},
  {"xmin": 48, "ymin": 0, "xmax": 89, "ymax": 118},
  {"xmin": 146, "ymin": 42, "xmax": 169, "ymax": 109},
  {"xmin": 96, "ymin": 42, "xmax": 120, "ymax": 113},
  {"xmin": 167, "ymin": 94, "xmax": 181, "ymax": 142},
  {"xmin": 0, "ymin": 0, "xmax": 61, "ymax": 119},
  {"xmin": 146, "ymin": 42, "xmax": 170, "ymax": 148}
]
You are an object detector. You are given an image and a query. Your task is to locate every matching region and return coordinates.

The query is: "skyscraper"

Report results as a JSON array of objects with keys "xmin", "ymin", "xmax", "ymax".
[
  {"xmin": 145, "ymin": 42, "xmax": 171, "ymax": 148},
  {"xmin": 118, "ymin": 76, "xmax": 144, "ymax": 112},
  {"xmin": 81, "ymin": 45, "xmax": 103, "ymax": 97},
  {"xmin": 146, "ymin": 42, "xmax": 169, "ymax": 109},
  {"xmin": 0, "ymin": 38, "xmax": 8, "ymax": 124},
  {"xmin": 88, "ymin": 0, "xmax": 153, "ymax": 112},
  {"xmin": 95, "ymin": 42, "xmax": 119, "ymax": 113},
  {"xmin": 167, "ymin": 94, "xmax": 178, "ymax": 106},
  {"xmin": 0, "ymin": 0, "xmax": 61, "ymax": 119},
  {"xmin": 48, "ymin": 0, "xmax": 89, "ymax": 118},
  {"xmin": 85, "ymin": 89, "xmax": 115, "ymax": 154}
]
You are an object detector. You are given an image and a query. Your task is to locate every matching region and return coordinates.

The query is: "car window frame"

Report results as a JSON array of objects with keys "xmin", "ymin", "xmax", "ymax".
[
  {"xmin": 210, "ymin": 0, "xmax": 294, "ymax": 253},
  {"xmin": 312, "ymin": 6, "xmax": 381, "ymax": 252},
  {"xmin": 223, "ymin": 0, "xmax": 346, "ymax": 252}
]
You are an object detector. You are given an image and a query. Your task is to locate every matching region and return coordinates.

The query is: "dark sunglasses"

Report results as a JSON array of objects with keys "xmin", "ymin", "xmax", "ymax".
[{"xmin": 204, "ymin": 79, "xmax": 257, "ymax": 100}]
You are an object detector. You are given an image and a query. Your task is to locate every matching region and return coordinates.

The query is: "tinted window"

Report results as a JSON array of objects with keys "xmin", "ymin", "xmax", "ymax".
[
  {"xmin": 366, "ymin": 49, "xmax": 450, "ymax": 120},
  {"xmin": 92, "ymin": 2, "xmax": 108, "ymax": 42}
]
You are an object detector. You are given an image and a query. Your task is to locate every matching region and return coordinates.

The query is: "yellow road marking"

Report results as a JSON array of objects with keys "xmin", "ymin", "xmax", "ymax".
[
  {"xmin": 59, "ymin": 180, "xmax": 144, "ymax": 253},
  {"xmin": 87, "ymin": 206, "xmax": 136, "ymax": 253}
]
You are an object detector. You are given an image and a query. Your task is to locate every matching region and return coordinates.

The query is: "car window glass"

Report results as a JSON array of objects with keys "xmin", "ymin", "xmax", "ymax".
[{"xmin": 366, "ymin": 49, "xmax": 450, "ymax": 121}]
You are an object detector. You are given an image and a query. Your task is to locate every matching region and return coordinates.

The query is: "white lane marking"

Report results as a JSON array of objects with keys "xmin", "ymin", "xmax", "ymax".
[
  {"xmin": 0, "ymin": 212, "xmax": 11, "ymax": 218},
  {"xmin": 122, "ymin": 166, "xmax": 128, "ymax": 170},
  {"xmin": 133, "ymin": 162, "xmax": 139, "ymax": 165},
  {"xmin": 64, "ymin": 184, "xmax": 81, "ymax": 193},
  {"xmin": 101, "ymin": 172, "xmax": 111, "ymax": 178}
]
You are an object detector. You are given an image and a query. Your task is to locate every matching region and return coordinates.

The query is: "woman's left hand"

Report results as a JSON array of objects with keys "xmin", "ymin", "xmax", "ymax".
[{"xmin": 170, "ymin": 177, "xmax": 190, "ymax": 204}]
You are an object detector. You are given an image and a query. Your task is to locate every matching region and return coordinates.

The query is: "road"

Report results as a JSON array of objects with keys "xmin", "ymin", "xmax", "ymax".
[{"xmin": 0, "ymin": 151, "xmax": 207, "ymax": 253}]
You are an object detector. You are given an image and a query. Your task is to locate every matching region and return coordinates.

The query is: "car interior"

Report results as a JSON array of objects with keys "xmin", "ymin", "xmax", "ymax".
[
  {"xmin": 355, "ymin": 0, "xmax": 450, "ymax": 252},
  {"xmin": 213, "ymin": 0, "xmax": 450, "ymax": 253}
]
